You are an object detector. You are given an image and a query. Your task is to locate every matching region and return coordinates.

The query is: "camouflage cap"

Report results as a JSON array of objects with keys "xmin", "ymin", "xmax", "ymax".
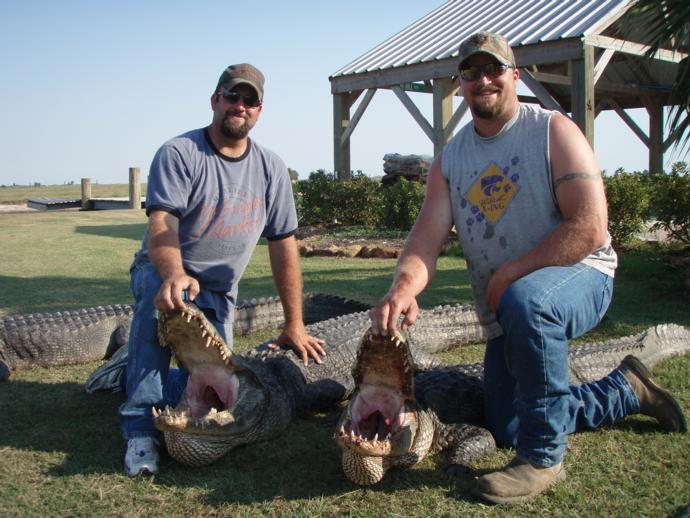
[
  {"xmin": 457, "ymin": 32, "xmax": 516, "ymax": 69},
  {"xmin": 216, "ymin": 63, "xmax": 265, "ymax": 100}
]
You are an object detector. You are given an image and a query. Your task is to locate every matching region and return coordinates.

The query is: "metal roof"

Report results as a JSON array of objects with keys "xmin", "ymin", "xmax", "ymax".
[{"xmin": 332, "ymin": 0, "xmax": 631, "ymax": 78}]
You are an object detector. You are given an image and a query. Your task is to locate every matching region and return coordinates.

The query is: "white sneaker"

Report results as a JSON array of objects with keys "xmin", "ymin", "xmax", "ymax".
[{"xmin": 124, "ymin": 437, "xmax": 160, "ymax": 476}]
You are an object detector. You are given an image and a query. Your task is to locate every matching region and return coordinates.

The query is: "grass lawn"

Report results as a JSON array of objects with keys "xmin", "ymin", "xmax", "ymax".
[{"xmin": 0, "ymin": 208, "xmax": 688, "ymax": 517}]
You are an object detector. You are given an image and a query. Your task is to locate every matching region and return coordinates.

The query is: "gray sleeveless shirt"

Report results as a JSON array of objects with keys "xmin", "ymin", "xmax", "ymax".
[{"xmin": 442, "ymin": 104, "xmax": 617, "ymax": 335}]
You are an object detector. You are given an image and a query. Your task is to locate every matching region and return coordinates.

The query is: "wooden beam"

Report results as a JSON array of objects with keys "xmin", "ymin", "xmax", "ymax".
[
  {"xmin": 593, "ymin": 48, "xmax": 615, "ymax": 85},
  {"xmin": 333, "ymin": 93, "xmax": 352, "ymax": 180},
  {"xmin": 571, "ymin": 44, "xmax": 595, "ymax": 147},
  {"xmin": 607, "ymin": 98, "xmax": 650, "ymax": 146},
  {"xmin": 391, "ymin": 85, "xmax": 436, "ymax": 143},
  {"xmin": 443, "ymin": 101, "xmax": 469, "ymax": 141},
  {"xmin": 519, "ymin": 69, "xmax": 567, "ymax": 114},
  {"xmin": 646, "ymin": 100, "xmax": 664, "ymax": 174},
  {"xmin": 530, "ymin": 71, "xmax": 571, "ymax": 86},
  {"xmin": 433, "ymin": 77, "xmax": 454, "ymax": 155},
  {"xmin": 341, "ymin": 88, "xmax": 376, "ymax": 144},
  {"xmin": 330, "ymin": 40, "xmax": 585, "ymax": 94},
  {"xmin": 584, "ymin": 34, "xmax": 687, "ymax": 63}
]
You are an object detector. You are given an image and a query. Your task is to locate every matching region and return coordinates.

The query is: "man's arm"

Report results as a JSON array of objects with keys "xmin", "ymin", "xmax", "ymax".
[
  {"xmin": 369, "ymin": 155, "xmax": 455, "ymax": 335},
  {"xmin": 267, "ymin": 235, "xmax": 326, "ymax": 365},
  {"xmin": 485, "ymin": 112, "xmax": 609, "ymax": 310},
  {"xmin": 147, "ymin": 210, "xmax": 200, "ymax": 311}
]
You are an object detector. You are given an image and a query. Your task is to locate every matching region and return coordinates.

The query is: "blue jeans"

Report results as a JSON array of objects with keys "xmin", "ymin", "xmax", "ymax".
[
  {"xmin": 483, "ymin": 264, "xmax": 640, "ymax": 467},
  {"xmin": 119, "ymin": 257, "xmax": 234, "ymax": 439}
]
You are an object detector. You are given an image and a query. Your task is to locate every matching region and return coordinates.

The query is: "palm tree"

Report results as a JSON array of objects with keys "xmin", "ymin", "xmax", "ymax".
[{"xmin": 633, "ymin": 0, "xmax": 690, "ymax": 154}]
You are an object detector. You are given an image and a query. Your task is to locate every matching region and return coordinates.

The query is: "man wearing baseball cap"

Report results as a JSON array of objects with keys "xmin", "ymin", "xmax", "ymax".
[
  {"xmin": 94, "ymin": 62, "xmax": 326, "ymax": 476},
  {"xmin": 369, "ymin": 32, "xmax": 686, "ymax": 504}
]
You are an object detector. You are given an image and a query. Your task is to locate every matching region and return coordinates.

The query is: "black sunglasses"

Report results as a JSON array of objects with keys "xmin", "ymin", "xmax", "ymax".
[
  {"xmin": 459, "ymin": 63, "xmax": 512, "ymax": 81},
  {"xmin": 220, "ymin": 89, "xmax": 262, "ymax": 108}
]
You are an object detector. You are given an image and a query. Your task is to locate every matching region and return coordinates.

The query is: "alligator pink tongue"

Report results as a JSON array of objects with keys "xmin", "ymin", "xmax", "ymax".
[{"xmin": 186, "ymin": 365, "xmax": 239, "ymax": 418}]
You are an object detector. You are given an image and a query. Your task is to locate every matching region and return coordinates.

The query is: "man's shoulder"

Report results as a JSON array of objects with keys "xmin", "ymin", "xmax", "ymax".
[
  {"xmin": 248, "ymin": 139, "xmax": 288, "ymax": 172},
  {"xmin": 160, "ymin": 128, "xmax": 207, "ymax": 152}
]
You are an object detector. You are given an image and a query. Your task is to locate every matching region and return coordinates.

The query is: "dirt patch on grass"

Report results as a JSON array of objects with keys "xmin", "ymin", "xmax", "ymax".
[{"xmin": 296, "ymin": 226, "xmax": 406, "ymax": 259}]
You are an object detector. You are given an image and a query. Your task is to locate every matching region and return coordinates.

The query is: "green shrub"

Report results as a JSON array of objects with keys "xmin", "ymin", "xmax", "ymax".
[
  {"xmin": 295, "ymin": 169, "xmax": 336, "ymax": 225},
  {"xmin": 604, "ymin": 169, "xmax": 651, "ymax": 249},
  {"xmin": 649, "ymin": 162, "xmax": 690, "ymax": 246},
  {"xmin": 332, "ymin": 173, "xmax": 383, "ymax": 226},
  {"xmin": 296, "ymin": 170, "xmax": 382, "ymax": 226},
  {"xmin": 380, "ymin": 177, "xmax": 426, "ymax": 230}
]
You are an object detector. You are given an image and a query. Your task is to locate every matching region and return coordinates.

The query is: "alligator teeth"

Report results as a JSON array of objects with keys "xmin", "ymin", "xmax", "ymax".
[
  {"xmin": 152, "ymin": 407, "xmax": 160, "ymax": 418},
  {"xmin": 186, "ymin": 313, "xmax": 192, "ymax": 323},
  {"xmin": 206, "ymin": 337, "xmax": 212, "ymax": 348},
  {"xmin": 210, "ymin": 407, "xmax": 218, "ymax": 415},
  {"xmin": 373, "ymin": 433, "xmax": 379, "ymax": 442},
  {"xmin": 201, "ymin": 329, "xmax": 208, "ymax": 337}
]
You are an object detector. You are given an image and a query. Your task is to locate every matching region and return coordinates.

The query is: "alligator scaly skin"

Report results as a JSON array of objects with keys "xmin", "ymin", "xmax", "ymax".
[
  {"xmin": 0, "ymin": 305, "xmax": 133, "ymax": 372},
  {"xmin": 337, "ymin": 324, "xmax": 690, "ymax": 485},
  {"xmin": 0, "ymin": 293, "xmax": 372, "ymax": 380},
  {"xmin": 153, "ymin": 302, "xmax": 486, "ymax": 466}
]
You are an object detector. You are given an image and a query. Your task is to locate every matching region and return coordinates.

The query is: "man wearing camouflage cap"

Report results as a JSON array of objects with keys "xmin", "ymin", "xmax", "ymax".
[
  {"xmin": 96, "ymin": 63, "xmax": 325, "ymax": 476},
  {"xmin": 369, "ymin": 32, "xmax": 686, "ymax": 504}
]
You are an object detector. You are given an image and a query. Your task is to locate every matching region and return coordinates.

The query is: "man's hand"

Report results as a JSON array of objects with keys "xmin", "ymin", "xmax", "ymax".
[
  {"xmin": 154, "ymin": 273, "xmax": 200, "ymax": 312},
  {"xmin": 268, "ymin": 322, "xmax": 326, "ymax": 366},
  {"xmin": 369, "ymin": 291, "xmax": 419, "ymax": 336},
  {"xmin": 486, "ymin": 260, "xmax": 521, "ymax": 312}
]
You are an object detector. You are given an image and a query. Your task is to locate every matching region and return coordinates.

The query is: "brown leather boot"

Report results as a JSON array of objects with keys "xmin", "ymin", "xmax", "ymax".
[
  {"xmin": 618, "ymin": 355, "xmax": 688, "ymax": 432},
  {"xmin": 473, "ymin": 456, "xmax": 565, "ymax": 505}
]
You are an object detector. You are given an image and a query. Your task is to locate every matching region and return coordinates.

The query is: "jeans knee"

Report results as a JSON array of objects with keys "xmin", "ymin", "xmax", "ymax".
[{"xmin": 496, "ymin": 282, "xmax": 536, "ymax": 332}]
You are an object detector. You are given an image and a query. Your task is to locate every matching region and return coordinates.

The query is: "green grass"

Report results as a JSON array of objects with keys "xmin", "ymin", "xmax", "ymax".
[{"xmin": 0, "ymin": 209, "xmax": 688, "ymax": 517}]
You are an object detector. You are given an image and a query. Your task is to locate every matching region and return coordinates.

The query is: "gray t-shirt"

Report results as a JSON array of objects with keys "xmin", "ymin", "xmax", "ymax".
[
  {"xmin": 136, "ymin": 127, "xmax": 298, "ymax": 321},
  {"xmin": 442, "ymin": 104, "xmax": 617, "ymax": 334}
]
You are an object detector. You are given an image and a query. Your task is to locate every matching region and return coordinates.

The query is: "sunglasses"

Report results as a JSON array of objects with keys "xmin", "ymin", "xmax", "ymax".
[
  {"xmin": 219, "ymin": 89, "xmax": 262, "ymax": 108},
  {"xmin": 459, "ymin": 63, "xmax": 512, "ymax": 81}
]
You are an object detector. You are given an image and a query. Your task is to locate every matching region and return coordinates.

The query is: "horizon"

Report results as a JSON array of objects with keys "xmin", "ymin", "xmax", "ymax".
[{"xmin": 1, "ymin": 1, "xmax": 684, "ymax": 186}]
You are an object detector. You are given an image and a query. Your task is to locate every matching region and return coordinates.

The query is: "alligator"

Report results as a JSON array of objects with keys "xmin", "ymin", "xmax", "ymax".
[
  {"xmin": 335, "ymin": 324, "xmax": 690, "ymax": 486},
  {"xmin": 152, "ymin": 301, "xmax": 490, "ymax": 467},
  {"xmin": 0, "ymin": 294, "xmax": 372, "ymax": 381}
]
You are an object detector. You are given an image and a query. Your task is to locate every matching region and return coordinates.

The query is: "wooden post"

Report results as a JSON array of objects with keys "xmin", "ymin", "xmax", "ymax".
[
  {"xmin": 333, "ymin": 93, "xmax": 351, "ymax": 180},
  {"xmin": 646, "ymin": 101, "xmax": 664, "ymax": 174},
  {"xmin": 129, "ymin": 167, "xmax": 141, "ymax": 209},
  {"xmin": 571, "ymin": 44, "xmax": 595, "ymax": 148},
  {"xmin": 433, "ymin": 77, "xmax": 454, "ymax": 156},
  {"xmin": 81, "ymin": 178, "xmax": 92, "ymax": 210}
]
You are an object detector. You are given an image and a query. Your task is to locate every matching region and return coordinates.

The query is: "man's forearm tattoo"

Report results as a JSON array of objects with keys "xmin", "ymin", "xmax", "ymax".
[{"xmin": 553, "ymin": 172, "xmax": 601, "ymax": 190}]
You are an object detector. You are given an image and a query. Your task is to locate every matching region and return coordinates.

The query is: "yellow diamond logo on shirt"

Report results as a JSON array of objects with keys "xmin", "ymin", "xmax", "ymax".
[{"xmin": 464, "ymin": 163, "xmax": 519, "ymax": 225}]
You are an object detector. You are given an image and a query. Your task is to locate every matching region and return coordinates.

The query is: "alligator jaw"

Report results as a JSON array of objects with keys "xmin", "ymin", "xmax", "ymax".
[
  {"xmin": 153, "ymin": 303, "xmax": 269, "ymax": 459},
  {"xmin": 336, "ymin": 330, "xmax": 419, "ymax": 467}
]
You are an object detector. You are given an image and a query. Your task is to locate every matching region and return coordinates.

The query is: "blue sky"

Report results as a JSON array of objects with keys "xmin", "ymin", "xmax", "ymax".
[{"xmin": 0, "ymin": 0, "xmax": 677, "ymax": 186}]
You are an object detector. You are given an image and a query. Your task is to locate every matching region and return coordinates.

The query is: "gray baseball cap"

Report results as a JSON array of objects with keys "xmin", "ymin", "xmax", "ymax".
[
  {"xmin": 216, "ymin": 63, "xmax": 265, "ymax": 100},
  {"xmin": 457, "ymin": 32, "xmax": 516, "ymax": 69}
]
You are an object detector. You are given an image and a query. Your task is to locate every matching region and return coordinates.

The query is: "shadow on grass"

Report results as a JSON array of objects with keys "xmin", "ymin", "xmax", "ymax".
[
  {"xmin": 74, "ymin": 223, "xmax": 146, "ymax": 241},
  {"xmin": 241, "ymin": 267, "xmax": 475, "ymax": 309},
  {"xmin": 0, "ymin": 376, "xmax": 456, "ymax": 505},
  {"xmin": 0, "ymin": 275, "xmax": 133, "ymax": 315}
]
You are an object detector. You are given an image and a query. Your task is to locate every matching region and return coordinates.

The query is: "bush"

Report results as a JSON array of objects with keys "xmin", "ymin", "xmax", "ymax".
[
  {"xmin": 380, "ymin": 177, "xmax": 426, "ymax": 230},
  {"xmin": 296, "ymin": 171, "xmax": 382, "ymax": 226},
  {"xmin": 649, "ymin": 162, "xmax": 690, "ymax": 246},
  {"xmin": 604, "ymin": 169, "xmax": 651, "ymax": 249}
]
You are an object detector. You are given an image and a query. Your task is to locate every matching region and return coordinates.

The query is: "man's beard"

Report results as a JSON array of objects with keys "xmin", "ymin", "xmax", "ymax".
[
  {"xmin": 470, "ymin": 87, "xmax": 504, "ymax": 119},
  {"xmin": 220, "ymin": 111, "xmax": 252, "ymax": 139}
]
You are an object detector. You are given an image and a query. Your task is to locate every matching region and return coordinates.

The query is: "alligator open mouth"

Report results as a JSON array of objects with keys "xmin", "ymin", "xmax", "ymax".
[
  {"xmin": 336, "ymin": 330, "xmax": 418, "ymax": 459},
  {"xmin": 152, "ymin": 303, "xmax": 269, "ymax": 465}
]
